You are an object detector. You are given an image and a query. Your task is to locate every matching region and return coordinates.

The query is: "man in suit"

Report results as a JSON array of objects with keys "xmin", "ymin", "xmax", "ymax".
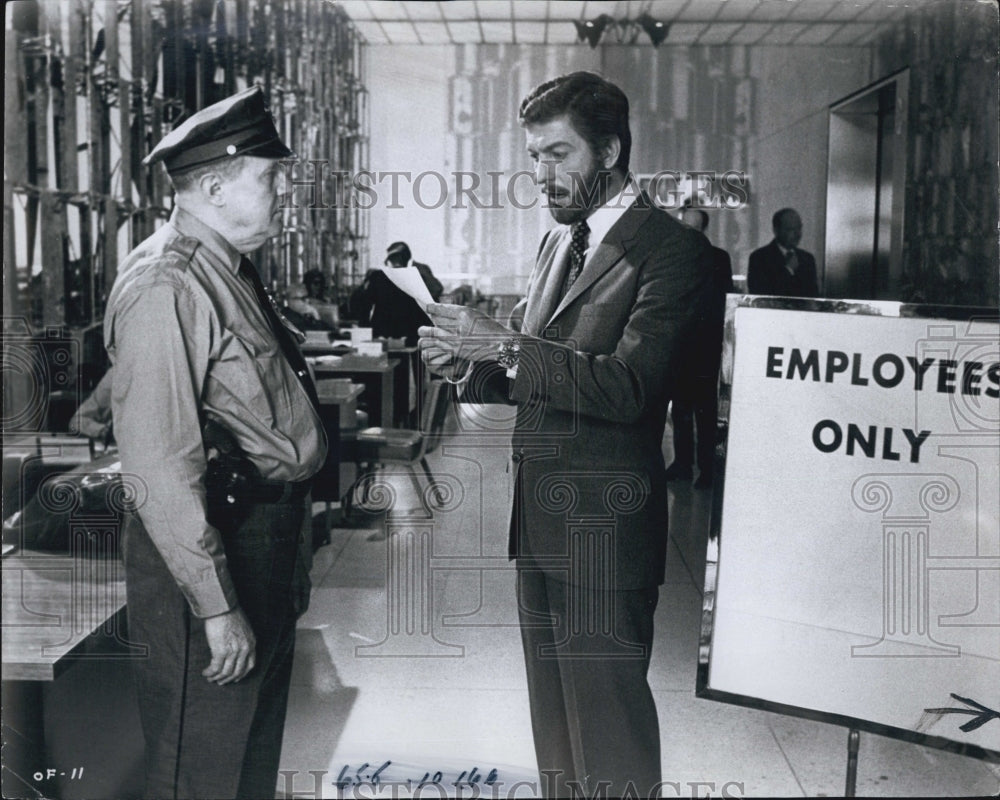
[
  {"xmin": 419, "ymin": 71, "xmax": 711, "ymax": 798},
  {"xmin": 666, "ymin": 207, "xmax": 734, "ymax": 487},
  {"xmin": 385, "ymin": 241, "xmax": 444, "ymax": 302},
  {"xmin": 747, "ymin": 207, "xmax": 819, "ymax": 297},
  {"xmin": 347, "ymin": 242, "xmax": 443, "ymax": 345}
]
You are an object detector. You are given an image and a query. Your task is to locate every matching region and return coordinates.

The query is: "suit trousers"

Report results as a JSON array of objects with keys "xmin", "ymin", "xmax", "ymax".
[
  {"xmin": 516, "ymin": 564, "xmax": 661, "ymax": 798},
  {"xmin": 122, "ymin": 496, "xmax": 306, "ymax": 800},
  {"xmin": 670, "ymin": 374, "xmax": 719, "ymax": 476}
]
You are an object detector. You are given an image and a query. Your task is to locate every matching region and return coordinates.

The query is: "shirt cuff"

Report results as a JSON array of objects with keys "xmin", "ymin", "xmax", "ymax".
[{"xmin": 180, "ymin": 567, "xmax": 240, "ymax": 618}]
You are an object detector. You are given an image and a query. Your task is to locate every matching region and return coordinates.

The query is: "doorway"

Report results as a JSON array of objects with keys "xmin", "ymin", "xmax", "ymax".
[{"xmin": 824, "ymin": 70, "xmax": 909, "ymax": 300}]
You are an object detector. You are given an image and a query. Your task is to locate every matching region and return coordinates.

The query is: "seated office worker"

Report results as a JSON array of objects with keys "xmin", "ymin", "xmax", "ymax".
[
  {"xmin": 104, "ymin": 86, "xmax": 327, "ymax": 800},
  {"xmin": 419, "ymin": 72, "xmax": 712, "ymax": 798}
]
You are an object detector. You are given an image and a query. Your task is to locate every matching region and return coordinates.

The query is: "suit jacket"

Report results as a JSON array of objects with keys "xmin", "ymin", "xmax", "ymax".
[
  {"xmin": 477, "ymin": 196, "xmax": 712, "ymax": 590},
  {"xmin": 686, "ymin": 242, "xmax": 733, "ymax": 376},
  {"xmin": 348, "ymin": 269, "xmax": 432, "ymax": 345},
  {"xmin": 747, "ymin": 240, "xmax": 819, "ymax": 297},
  {"xmin": 412, "ymin": 261, "xmax": 443, "ymax": 302}
]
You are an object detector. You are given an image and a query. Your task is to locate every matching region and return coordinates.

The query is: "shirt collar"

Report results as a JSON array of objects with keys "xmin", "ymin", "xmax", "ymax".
[
  {"xmin": 170, "ymin": 206, "xmax": 243, "ymax": 273},
  {"xmin": 775, "ymin": 240, "xmax": 796, "ymax": 257},
  {"xmin": 582, "ymin": 176, "xmax": 638, "ymax": 247}
]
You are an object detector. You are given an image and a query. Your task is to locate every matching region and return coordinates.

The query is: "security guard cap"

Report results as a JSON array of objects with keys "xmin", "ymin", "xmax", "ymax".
[{"xmin": 142, "ymin": 85, "xmax": 294, "ymax": 174}]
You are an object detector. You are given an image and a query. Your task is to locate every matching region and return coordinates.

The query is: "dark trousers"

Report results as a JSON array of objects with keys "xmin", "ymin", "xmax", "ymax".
[
  {"xmin": 670, "ymin": 374, "xmax": 719, "ymax": 476},
  {"xmin": 517, "ymin": 565, "xmax": 661, "ymax": 799},
  {"xmin": 122, "ymin": 497, "xmax": 306, "ymax": 800}
]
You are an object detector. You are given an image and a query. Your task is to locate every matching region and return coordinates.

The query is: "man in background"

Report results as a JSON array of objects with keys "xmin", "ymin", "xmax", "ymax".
[
  {"xmin": 666, "ymin": 207, "xmax": 734, "ymax": 487},
  {"xmin": 747, "ymin": 207, "xmax": 819, "ymax": 297},
  {"xmin": 303, "ymin": 267, "xmax": 330, "ymax": 302},
  {"xmin": 385, "ymin": 240, "xmax": 443, "ymax": 301},
  {"xmin": 348, "ymin": 241, "xmax": 443, "ymax": 344},
  {"xmin": 104, "ymin": 86, "xmax": 326, "ymax": 800},
  {"xmin": 419, "ymin": 71, "xmax": 711, "ymax": 798}
]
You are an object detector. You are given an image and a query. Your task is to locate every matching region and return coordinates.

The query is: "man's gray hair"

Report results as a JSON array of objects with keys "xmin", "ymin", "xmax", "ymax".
[{"xmin": 168, "ymin": 156, "xmax": 250, "ymax": 194}]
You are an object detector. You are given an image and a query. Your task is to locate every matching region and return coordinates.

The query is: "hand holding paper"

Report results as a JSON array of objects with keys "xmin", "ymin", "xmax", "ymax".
[
  {"xmin": 425, "ymin": 303, "xmax": 511, "ymax": 338},
  {"xmin": 418, "ymin": 303, "xmax": 514, "ymax": 377}
]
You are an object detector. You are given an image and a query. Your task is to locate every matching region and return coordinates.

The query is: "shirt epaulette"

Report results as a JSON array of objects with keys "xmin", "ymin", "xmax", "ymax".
[{"xmin": 163, "ymin": 235, "xmax": 200, "ymax": 266}]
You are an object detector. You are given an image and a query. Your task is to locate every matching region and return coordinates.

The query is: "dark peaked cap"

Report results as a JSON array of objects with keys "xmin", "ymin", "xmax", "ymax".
[{"xmin": 142, "ymin": 85, "xmax": 293, "ymax": 174}]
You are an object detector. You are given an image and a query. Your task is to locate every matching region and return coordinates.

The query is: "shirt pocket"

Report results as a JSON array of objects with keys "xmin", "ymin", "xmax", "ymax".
[{"xmin": 216, "ymin": 325, "xmax": 285, "ymax": 423}]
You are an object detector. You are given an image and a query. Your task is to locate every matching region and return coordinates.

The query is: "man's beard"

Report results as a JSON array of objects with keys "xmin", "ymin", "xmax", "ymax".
[{"xmin": 546, "ymin": 161, "xmax": 612, "ymax": 225}]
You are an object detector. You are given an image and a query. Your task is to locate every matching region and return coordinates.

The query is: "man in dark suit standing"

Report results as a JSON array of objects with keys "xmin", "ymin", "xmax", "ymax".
[
  {"xmin": 747, "ymin": 207, "xmax": 819, "ymax": 297},
  {"xmin": 385, "ymin": 241, "xmax": 444, "ymax": 302},
  {"xmin": 347, "ymin": 241, "xmax": 443, "ymax": 345},
  {"xmin": 419, "ymin": 72, "xmax": 711, "ymax": 798},
  {"xmin": 666, "ymin": 207, "xmax": 733, "ymax": 487}
]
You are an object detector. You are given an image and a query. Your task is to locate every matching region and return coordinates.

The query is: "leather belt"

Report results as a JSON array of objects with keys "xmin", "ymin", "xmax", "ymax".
[{"xmin": 244, "ymin": 477, "xmax": 313, "ymax": 505}]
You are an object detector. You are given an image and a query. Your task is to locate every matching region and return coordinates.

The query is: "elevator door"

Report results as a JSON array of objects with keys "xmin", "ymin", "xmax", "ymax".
[{"xmin": 825, "ymin": 71, "xmax": 908, "ymax": 300}]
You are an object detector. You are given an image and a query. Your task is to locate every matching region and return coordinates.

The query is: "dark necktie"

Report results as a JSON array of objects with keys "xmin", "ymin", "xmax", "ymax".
[
  {"xmin": 563, "ymin": 219, "xmax": 590, "ymax": 295},
  {"xmin": 783, "ymin": 248, "xmax": 798, "ymax": 276},
  {"xmin": 238, "ymin": 256, "xmax": 320, "ymax": 408}
]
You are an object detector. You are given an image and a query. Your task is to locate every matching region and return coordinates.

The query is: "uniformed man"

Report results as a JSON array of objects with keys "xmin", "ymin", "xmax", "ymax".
[{"xmin": 104, "ymin": 85, "xmax": 327, "ymax": 799}]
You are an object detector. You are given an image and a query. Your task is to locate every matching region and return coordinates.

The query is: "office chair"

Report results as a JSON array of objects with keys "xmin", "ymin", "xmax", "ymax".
[{"xmin": 342, "ymin": 379, "xmax": 451, "ymax": 518}]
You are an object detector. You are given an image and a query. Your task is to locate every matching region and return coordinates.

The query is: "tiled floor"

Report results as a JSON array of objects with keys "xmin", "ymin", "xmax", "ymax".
[{"xmin": 279, "ymin": 405, "xmax": 1000, "ymax": 798}]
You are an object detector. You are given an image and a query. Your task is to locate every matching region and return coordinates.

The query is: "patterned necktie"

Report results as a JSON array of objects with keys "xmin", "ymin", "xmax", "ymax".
[
  {"xmin": 238, "ymin": 256, "xmax": 320, "ymax": 408},
  {"xmin": 563, "ymin": 219, "xmax": 590, "ymax": 295}
]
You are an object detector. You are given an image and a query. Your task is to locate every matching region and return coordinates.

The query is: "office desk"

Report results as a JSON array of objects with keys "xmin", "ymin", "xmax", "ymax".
[
  {"xmin": 312, "ymin": 383, "xmax": 364, "ymax": 507},
  {"xmin": 2, "ymin": 550, "xmax": 143, "ymax": 799},
  {"xmin": 2, "ymin": 549, "xmax": 129, "ymax": 681},
  {"xmin": 388, "ymin": 346, "xmax": 422, "ymax": 428},
  {"xmin": 309, "ymin": 355, "xmax": 402, "ymax": 428},
  {"xmin": 306, "ymin": 343, "xmax": 421, "ymax": 428}
]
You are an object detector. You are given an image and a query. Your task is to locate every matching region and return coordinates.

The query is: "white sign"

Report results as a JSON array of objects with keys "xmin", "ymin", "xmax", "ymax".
[{"xmin": 703, "ymin": 301, "xmax": 1000, "ymax": 757}]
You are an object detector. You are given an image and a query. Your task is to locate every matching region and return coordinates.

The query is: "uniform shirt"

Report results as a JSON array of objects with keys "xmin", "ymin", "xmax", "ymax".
[
  {"xmin": 70, "ymin": 370, "xmax": 114, "ymax": 440},
  {"xmin": 104, "ymin": 206, "xmax": 327, "ymax": 617}
]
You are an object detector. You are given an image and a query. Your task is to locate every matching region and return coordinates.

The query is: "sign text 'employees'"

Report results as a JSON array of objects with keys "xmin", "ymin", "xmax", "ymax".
[
  {"xmin": 763, "ymin": 345, "xmax": 999, "ymax": 463},
  {"xmin": 765, "ymin": 346, "xmax": 1000, "ymax": 395}
]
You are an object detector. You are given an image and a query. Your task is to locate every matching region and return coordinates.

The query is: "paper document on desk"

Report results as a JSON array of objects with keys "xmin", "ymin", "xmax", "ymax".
[{"xmin": 378, "ymin": 266, "xmax": 434, "ymax": 311}]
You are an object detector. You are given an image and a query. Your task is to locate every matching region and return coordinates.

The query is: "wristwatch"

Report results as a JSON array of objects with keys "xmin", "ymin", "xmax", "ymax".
[{"xmin": 497, "ymin": 337, "xmax": 521, "ymax": 377}]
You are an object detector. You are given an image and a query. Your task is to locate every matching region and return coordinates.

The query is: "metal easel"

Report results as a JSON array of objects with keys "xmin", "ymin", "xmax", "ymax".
[{"xmin": 845, "ymin": 728, "xmax": 860, "ymax": 797}]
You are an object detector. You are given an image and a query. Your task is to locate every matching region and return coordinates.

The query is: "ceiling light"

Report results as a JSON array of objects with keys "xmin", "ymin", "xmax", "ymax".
[{"xmin": 637, "ymin": 13, "xmax": 670, "ymax": 47}]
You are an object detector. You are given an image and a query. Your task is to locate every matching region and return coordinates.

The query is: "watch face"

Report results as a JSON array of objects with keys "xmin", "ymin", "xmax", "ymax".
[{"xmin": 497, "ymin": 338, "xmax": 520, "ymax": 369}]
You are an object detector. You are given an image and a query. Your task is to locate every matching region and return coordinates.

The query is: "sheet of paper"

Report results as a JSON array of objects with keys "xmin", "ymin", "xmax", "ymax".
[{"xmin": 378, "ymin": 265, "xmax": 434, "ymax": 311}]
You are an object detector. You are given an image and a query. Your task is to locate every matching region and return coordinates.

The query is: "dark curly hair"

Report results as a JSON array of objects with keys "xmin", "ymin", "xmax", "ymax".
[{"xmin": 518, "ymin": 71, "xmax": 631, "ymax": 174}]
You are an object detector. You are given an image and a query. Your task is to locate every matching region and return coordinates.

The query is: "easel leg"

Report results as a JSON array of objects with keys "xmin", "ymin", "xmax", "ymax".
[{"xmin": 845, "ymin": 728, "xmax": 860, "ymax": 797}]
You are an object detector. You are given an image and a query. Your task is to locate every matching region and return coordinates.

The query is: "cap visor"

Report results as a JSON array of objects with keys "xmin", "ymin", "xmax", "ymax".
[{"xmin": 243, "ymin": 139, "xmax": 295, "ymax": 160}]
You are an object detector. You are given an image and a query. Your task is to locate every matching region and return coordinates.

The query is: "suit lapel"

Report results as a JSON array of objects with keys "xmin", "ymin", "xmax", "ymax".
[
  {"xmin": 546, "ymin": 198, "xmax": 652, "ymax": 327},
  {"xmin": 522, "ymin": 229, "xmax": 568, "ymax": 336},
  {"xmin": 548, "ymin": 238, "xmax": 625, "ymax": 322}
]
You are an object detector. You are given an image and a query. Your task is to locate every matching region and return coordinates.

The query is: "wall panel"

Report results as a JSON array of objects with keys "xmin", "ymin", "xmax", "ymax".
[{"xmin": 2, "ymin": 0, "xmax": 369, "ymax": 431}]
